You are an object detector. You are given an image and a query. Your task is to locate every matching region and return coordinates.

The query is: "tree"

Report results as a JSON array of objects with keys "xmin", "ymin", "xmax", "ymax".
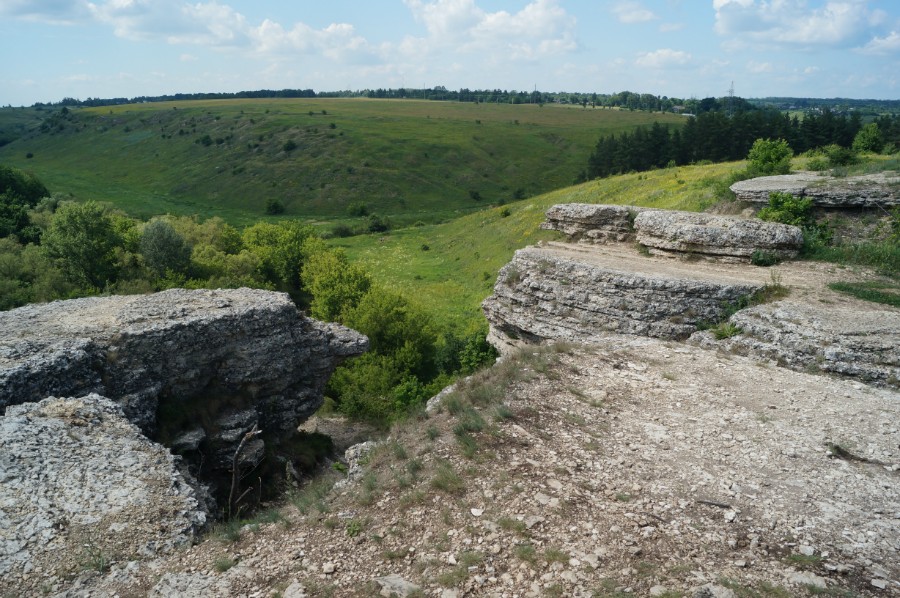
[
  {"xmin": 42, "ymin": 201, "xmax": 120, "ymax": 288},
  {"xmin": 746, "ymin": 138, "xmax": 793, "ymax": 176},
  {"xmin": 242, "ymin": 220, "xmax": 315, "ymax": 295},
  {"xmin": 852, "ymin": 123, "xmax": 884, "ymax": 153},
  {"xmin": 0, "ymin": 165, "xmax": 49, "ymax": 242},
  {"xmin": 140, "ymin": 219, "xmax": 192, "ymax": 277},
  {"xmin": 301, "ymin": 246, "xmax": 372, "ymax": 321}
]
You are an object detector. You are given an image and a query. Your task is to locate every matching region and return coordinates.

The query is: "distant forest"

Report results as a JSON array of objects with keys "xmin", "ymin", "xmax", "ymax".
[
  {"xmin": 584, "ymin": 109, "xmax": 900, "ymax": 180},
  {"xmin": 27, "ymin": 87, "xmax": 900, "ymax": 117}
]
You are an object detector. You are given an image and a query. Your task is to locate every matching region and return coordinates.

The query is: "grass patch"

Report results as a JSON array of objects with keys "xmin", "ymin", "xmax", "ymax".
[
  {"xmin": 712, "ymin": 322, "xmax": 743, "ymax": 339},
  {"xmin": 543, "ymin": 546, "xmax": 569, "ymax": 564},
  {"xmin": 803, "ymin": 240, "xmax": 900, "ymax": 279},
  {"xmin": 514, "ymin": 543, "xmax": 537, "ymax": 564},
  {"xmin": 829, "ymin": 280, "xmax": 900, "ymax": 307},
  {"xmin": 288, "ymin": 473, "xmax": 337, "ymax": 515},
  {"xmin": 431, "ymin": 460, "xmax": 465, "ymax": 495},
  {"xmin": 213, "ymin": 556, "xmax": 235, "ymax": 572}
]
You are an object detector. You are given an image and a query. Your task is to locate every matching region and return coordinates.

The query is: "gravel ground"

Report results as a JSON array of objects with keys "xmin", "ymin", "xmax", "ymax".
[{"xmin": 71, "ymin": 336, "xmax": 899, "ymax": 598}]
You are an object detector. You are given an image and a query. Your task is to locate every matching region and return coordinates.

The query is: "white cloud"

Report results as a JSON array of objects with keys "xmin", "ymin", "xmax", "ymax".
[
  {"xmin": 401, "ymin": 0, "xmax": 577, "ymax": 60},
  {"xmin": 746, "ymin": 60, "xmax": 772, "ymax": 73},
  {"xmin": 857, "ymin": 30, "xmax": 900, "ymax": 54},
  {"xmin": 611, "ymin": 1, "xmax": 657, "ymax": 24},
  {"xmin": 179, "ymin": 53, "xmax": 198, "ymax": 62},
  {"xmin": 635, "ymin": 48, "xmax": 691, "ymax": 68},
  {"xmin": 713, "ymin": 0, "xmax": 882, "ymax": 47},
  {"xmin": 804, "ymin": 65, "xmax": 821, "ymax": 74},
  {"xmin": 659, "ymin": 22, "xmax": 684, "ymax": 32}
]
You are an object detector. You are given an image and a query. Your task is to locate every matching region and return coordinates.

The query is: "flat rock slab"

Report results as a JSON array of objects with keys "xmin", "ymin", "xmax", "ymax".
[
  {"xmin": 0, "ymin": 395, "xmax": 206, "ymax": 594},
  {"xmin": 0, "ymin": 288, "xmax": 366, "ymax": 430},
  {"xmin": 692, "ymin": 300, "xmax": 900, "ymax": 387},
  {"xmin": 483, "ymin": 244, "xmax": 764, "ymax": 351},
  {"xmin": 634, "ymin": 210, "xmax": 803, "ymax": 260},
  {"xmin": 730, "ymin": 171, "xmax": 900, "ymax": 207}
]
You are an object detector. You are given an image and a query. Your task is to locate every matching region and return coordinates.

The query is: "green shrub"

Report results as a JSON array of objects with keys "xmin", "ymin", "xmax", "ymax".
[
  {"xmin": 750, "ymin": 250, "xmax": 780, "ymax": 267},
  {"xmin": 757, "ymin": 192, "xmax": 813, "ymax": 227},
  {"xmin": 747, "ymin": 138, "xmax": 793, "ymax": 176},
  {"xmin": 852, "ymin": 123, "xmax": 884, "ymax": 153},
  {"xmin": 822, "ymin": 144, "xmax": 857, "ymax": 167}
]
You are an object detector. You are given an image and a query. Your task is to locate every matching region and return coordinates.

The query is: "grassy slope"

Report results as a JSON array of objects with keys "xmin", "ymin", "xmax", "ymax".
[
  {"xmin": 334, "ymin": 161, "xmax": 743, "ymax": 330},
  {"xmin": 0, "ymin": 99, "xmax": 683, "ymax": 227}
]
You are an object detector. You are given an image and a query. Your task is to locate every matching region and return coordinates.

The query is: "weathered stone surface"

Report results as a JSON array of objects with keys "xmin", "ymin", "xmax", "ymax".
[
  {"xmin": 634, "ymin": 210, "xmax": 803, "ymax": 260},
  {"xmin": 730, "ymin": 171, "xmax": 900, "ymax": 207},
  {"xmin": 0, "ymin": 288, "xmax": 368, "ymax": 500},
  {"xmin": 540, "ymin": 203, "xmax": 648, "ymax": 243},
  {"xmin": 482, "ymin": 245, "xmax": 762, "ymax": 353},
  {"xmin": 0, "ymin": 395, "xmax": 206, "ymax": 593},
  {"xmin": 691, "ymin": 300, "xmax": 900, "ymax": 387}
]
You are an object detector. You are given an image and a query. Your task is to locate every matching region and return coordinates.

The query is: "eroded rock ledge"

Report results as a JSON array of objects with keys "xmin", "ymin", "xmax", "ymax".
[
  {"xmin": 730, "ymin": 171, "xmax": 900, "ymax": 207},
  {"xmin": 483, "ymin": 245, "xmax": 763, "ymax": 353},
  {"xmin": 541, "ymin": 203, "xmax": 803, "ymax": 261},
  {"xmin": 0, "ymin": 288, "xmax": 368, "ymax": 503}
]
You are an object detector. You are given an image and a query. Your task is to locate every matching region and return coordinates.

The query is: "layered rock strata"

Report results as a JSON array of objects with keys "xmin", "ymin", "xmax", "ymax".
[
  {"xmin": 0, "ymin": 288, "xmax": 367, "ymax": 499},
  {"xmin": 634, "ymin": 210, "xmax": 803, "ymax": 261},
  {"xmin": 0, "ymin": 395, "xmax": 206, "ymax": 592},
  {"xmin": 540, "ymin": 203, "xmax": 648, "ymax": 243},
  {"xmin": 483, "ymin": 245, "xmax": 763, "ymax": 353},
  {"xmin": 691, "ymin": 301, "xmax": 900, "ymax": 387},
  {"xmin": 730, "ymin": 171, "xmax": 900, "ymax": 207}
]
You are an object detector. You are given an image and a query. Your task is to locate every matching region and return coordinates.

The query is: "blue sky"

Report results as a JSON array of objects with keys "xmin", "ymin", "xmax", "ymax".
[{"xmin": 1, "ymin": 0, "xmax": 899, "ymax": 106}]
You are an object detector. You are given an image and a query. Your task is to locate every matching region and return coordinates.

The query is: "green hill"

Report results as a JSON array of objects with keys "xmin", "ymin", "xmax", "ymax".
[
  {"xmin": 0, "ymin": 99, "xmax": 683, "ymax": 226},
  {"xmin": 334, "ymin": 161, "xmax": 742, "ymax": 329}
]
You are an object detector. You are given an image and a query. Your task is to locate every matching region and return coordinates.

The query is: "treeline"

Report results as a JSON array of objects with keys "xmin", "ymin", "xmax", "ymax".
[
  {"xmin": 0, "ymin": 166, "xmax": 494, "ymax": 423},
  {"xmin": 583, "ymin": 108, "xmax": 900, "ymax": 179}
]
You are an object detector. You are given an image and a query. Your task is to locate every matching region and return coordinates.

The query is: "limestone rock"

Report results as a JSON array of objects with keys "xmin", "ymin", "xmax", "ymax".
[
  {"xmin": 541, "ymin": 204, "xmax": 650, "ymax": 243},
  {"xmin": 0, "ymin": 395, "xmax": 206, "ymax": 592},
  {"xmin": 634, "ymin": 210, "xmax": 803, "ymax": 261},
  {"xmin": 374, "ymin": 574, "xmax": 421, "ymax": 597},
  {"xmin": 0, "ymin": 288, "xmax": 368, "ymax": 501},
  {"xmin": 483, "ymin": 245, "xmax": 762, "ymax": 352},
  {"xmin": 690, "ymin": 300, "xmax": 900, "ymax": 387},
  {"xmin": 730, "ymin": 171, "xmax": 900, "ymax": 207}
]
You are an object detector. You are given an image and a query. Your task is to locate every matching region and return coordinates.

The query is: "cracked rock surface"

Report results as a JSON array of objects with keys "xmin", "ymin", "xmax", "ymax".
[{"xmin": 0, "ymin": 394, "xmax": 206, "ymax": 595}]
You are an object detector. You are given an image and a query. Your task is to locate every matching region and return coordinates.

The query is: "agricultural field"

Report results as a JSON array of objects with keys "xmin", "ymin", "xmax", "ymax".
[{"xmin": 0, "ymin": 98, "xmax": 684, "ymax": 227}]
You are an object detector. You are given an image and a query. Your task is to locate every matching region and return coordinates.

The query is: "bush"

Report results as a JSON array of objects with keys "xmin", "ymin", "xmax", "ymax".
[
  {"xmin": 264, "ymin": 198, "xmax": 285, "ymax": 215},
  {"xmin": 852, "ymin": 123, "xmax": 884, "ymax": 153},
  {"xmin": 750, "ymin": 250, "xmax": 780, "ymax": 267},
  {"xmin": 282, "ymin": 139, "xmax": 297, "ymax": 152},
  {"xmin": 757, "ymin": 192, "xmax": 813, "ymax": 227},
  {"xmin": 746, "ymin": 138, "xmax": 793, "ymax": 176},
  {"xmin": 822, "ymin": 144, "xmax": 857, "ymax": 167},
  {"xmin": 42, "ymin": 201, "xmax": 121, "ymax": 289}
]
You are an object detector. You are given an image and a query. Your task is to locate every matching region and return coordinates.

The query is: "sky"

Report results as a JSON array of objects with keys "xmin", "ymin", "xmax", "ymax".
[{"xmin": 1, "ymin": 0, "xmax": 899, "ymax": 106}]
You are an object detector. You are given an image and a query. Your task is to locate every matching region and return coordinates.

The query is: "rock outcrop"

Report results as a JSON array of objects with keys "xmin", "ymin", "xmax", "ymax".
[
  {"xmin": 482, "ymin": 245, "xmax": 763, "ymax": 353},
  {"xmin": 634, "ymin": 210, "xmax": 803, "ymax": 261},
  {"xmin": 0, "ymin": 288, "xmax": 368, "ymax": 502},
  {"xmin": 540, "ymin": 204, "xmax": 648, "ymax": 243},
  {"xmin": 541, "ymin": 203, "xmax": 803, "ymax": 262},
  {"xmin": 730, "ymin": 171, "xmax": 900, "ymax": 207},
  {"xmin": 0, "ymin": 395, "xmax": 206, "ymax": 593},
  {"xmin": 691, "ymin": 301, "xmax": 900, "ymax": 386}
]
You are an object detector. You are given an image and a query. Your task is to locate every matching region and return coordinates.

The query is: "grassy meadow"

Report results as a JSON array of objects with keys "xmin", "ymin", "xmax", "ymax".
[
  {"xmin": 333, "ymin": 161, "xmax": 744, "ymax": 329},
  {"xmin": 0, "ymin": 98, "xmax": 684, "ymax": 227}
]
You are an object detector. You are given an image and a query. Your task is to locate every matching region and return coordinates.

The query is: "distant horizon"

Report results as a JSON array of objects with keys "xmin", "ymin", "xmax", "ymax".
[
  {"xmin": 12, "ymin": 87, "xmax": 900, "ymax": 109},
  {"xmin": 3, "ymin": 1, "xmax": 899, "ymax": 107}
]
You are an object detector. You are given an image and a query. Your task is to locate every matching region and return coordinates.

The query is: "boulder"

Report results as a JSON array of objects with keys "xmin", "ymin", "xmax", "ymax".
[
  {"xmin": 482, "ymin": 246, "xmax": 763, "ymax": 353},
  {"xmin": 634, "ymin": 210, "xmax": 803, "ymax": 261},
  {"xmin": 0, "ymin": 395, "xmax": 206, "ymax": 593},
  {"xmin": 541, "ymin": 203, "xmax": 653, "ymax": 243},
  {"xmin": 0, "ymin": 288, "xmax": 368, "ymax": 501},
  {"xmin": 730, "ymin": 171, "xmax": 900, "ymax": 207}
]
